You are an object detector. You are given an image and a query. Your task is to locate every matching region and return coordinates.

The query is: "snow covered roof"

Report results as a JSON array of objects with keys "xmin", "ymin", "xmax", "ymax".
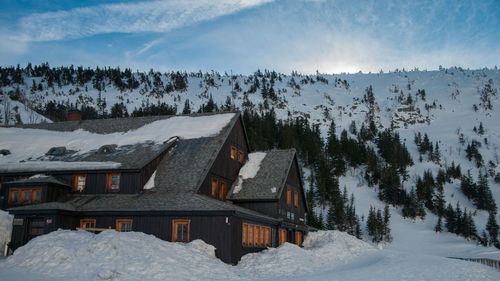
[
  {"xmin": 227, "ymin": 149, "xmax": 298, "ymax": 201},
  {"xmin": 0, "ymin": 113, "xmax": 236, "ymax": 173}
]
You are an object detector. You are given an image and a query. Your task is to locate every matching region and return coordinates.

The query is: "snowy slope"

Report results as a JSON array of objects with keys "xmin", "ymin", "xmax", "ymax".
[
  {"xmin": 1, "ymin": 66, "xmax": 500, "ymax": 270},
  {"xmin": 0, "ymin": 210, "xmax": 13, "ymax": 255},
  {"xmin": 0, "ymin": 229, "xmax": 498, "ymax": 281}
]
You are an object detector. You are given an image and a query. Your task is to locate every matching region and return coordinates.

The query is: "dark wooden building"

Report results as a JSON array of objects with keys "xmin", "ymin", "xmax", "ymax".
[{"xmin": 0, "ymin": 112, "xmax": 309, "ymax": 264}]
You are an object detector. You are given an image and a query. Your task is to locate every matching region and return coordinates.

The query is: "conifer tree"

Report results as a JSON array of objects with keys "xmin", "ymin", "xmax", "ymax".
[{"xmin": 486, "ymin": 211, "xmax": 499, "ymax": 247}]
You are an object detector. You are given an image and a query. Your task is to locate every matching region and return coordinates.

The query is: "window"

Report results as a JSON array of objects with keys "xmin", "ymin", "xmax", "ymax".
[
  {"xmin": 243, "ymin": 223, "xmax": 248, "ymax": 245},
  {"xmin": 238, "ymin": 151, "xmax": 245, "ymax": 163},
  {"xmin": 279, "ymin": 229, "xmax": 287, "ymax": 245},
  {"xmin": 242, "ymin": 223, "xmax": 271, "ymax": 247},
  {"xmin": 80, "ymin": 219, "xmax": 96, "ymax": 230},
  {"xmin": 172, "ymin": 219, "xmax": 190, "ymax": 242},
  {"xmin": 106, "ymin": 173, "xmax": 120, "ymax": 192},
  {"xmin": 9, "ymin": 190, "xmax": 20, "ymax": 203},
  {"xmin": 294, "ymin": 191, "xmax": 299, "ymax": 207},
  {"xmin": 219, "ymin": 181, "xmax": 226, "ymax": 201},
  {"xmin": 211, "ymin": 178, "xmax": 218, "ymax": 198},
  {"xmin": 116, "ymin": 219, "xmax": 133, "ymax": 232},
  {"xmin": 287, "ymin": 188, "xmax": 292, "ymax": 206},
  {"xmin": 74, "ymin": 174, "xmax": 86, "ymax": 192},
  {"xmin": 231, "ymin": 146, "xmax": 245, "ymax": 163},
  {"xmin": 295, "ymin": 232, "xmax": 303, "ymax": 247},
  {"xmin": 8, "ymin": 188, "xmax": 42, "ymax": 204},
  {"xmin": 210, "ymin": 177, "xmax": 226, "ymax": 201},
  {"xmin": 33, "ymin": 189, "xmax": 42, "ymax": 202},
  {"xmin": 230, "ymin": 146, "xmax": 237, "ymax": 160},
  {"xmin": 22, "ymin": 190, "xmax": 31, "ymax": 202}
]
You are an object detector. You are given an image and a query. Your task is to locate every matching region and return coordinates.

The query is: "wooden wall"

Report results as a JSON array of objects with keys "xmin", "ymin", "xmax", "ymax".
[
  {"xmin": 198, "ymin": 118, "xmax": 249, "ymax": 198},
  {"xmin": 278, "ymin": 156, "xmax": 307, "ymax": 225}
]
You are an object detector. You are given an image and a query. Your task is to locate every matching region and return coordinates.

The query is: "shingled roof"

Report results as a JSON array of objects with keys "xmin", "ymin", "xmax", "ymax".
[
  {"xmin": 0, "ymin": 112, "xmax": 236, "ymax": 173},
  {"xmin": 8, "ymin": 112, "xmax": 279, "ymax": 222},
  {"xmin": 227, "ymin": 149, "xmax": 297, "ymax": 201}
]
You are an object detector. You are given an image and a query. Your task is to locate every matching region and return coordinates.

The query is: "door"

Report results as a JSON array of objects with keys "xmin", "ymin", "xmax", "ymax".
[{"xmin": 27, "ymin": 218, "xmax": 45, "ymax": 241}]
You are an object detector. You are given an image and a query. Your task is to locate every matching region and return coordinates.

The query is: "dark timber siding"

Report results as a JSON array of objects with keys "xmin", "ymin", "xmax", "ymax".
[
  {"xmin": 199, "ymin": 119, "xmax": 249, "ymax": 197},
  {"xmin": 234, "ymin": 201, "xmax": 278, "ymax": 218},
  {"xmin": 278, "ymin": 157, "xmax": 307, "ymax": 225}
]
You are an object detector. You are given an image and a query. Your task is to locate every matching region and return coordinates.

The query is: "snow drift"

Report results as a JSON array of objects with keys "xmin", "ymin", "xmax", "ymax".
[{"xmin": 1, "ymin": 229, "xmax": 499, "ymax": 281}]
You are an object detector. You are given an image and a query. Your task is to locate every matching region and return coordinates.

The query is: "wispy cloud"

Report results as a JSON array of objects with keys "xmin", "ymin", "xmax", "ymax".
[{"xmin": 17, "ymin": 0, "xmax": 274, "ymax": 42}]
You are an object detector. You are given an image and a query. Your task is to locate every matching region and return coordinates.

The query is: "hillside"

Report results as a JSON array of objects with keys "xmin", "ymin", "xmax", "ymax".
[{"xmin": 1, "ymin": 64, "xmax": 499, "ymax": 259}]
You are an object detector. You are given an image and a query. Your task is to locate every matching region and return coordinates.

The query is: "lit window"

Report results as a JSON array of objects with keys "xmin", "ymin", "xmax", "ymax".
[
  {"xmin": 106, "ymin": 173, "xmax": 120, "ymax": 192},
  {"xmin": 116, "ymin": 219, "xmax": 133, "ymax": 232},
  {"xmin": 294, "ymin": 191, "xmax": 299, "ymax": 207},
  {"xmin": 230, "ymin": 146, "xmax": 237, "ymax": 160},
  {"xmin": 74, "ymin": 174, "xmax": 86, "ymax": 192},
  {"xmin": 10, "ymin": 190, "xmax": 20, "ymax": 203},
  {"xmin": 172, "ymin": 219, "xmax": 190, "ymax": 242}
]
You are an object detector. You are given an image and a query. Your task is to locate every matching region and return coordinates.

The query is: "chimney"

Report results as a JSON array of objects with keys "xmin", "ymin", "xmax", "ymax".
[{"xmin": 67, "ymin": 110, "xmax": 82, "ymax": 121}]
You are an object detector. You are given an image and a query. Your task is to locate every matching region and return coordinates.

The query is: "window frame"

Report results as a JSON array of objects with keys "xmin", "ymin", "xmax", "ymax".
[
  {"xmin": 80, "ymin": 218, "xmax": 96, "ymax": 230},
  {"xmin": 172, "ymin": 219, "xmax": 190, "ymax": 243},
  {"xmin": 211, "ymin": 177, "xmax": 219, "ymax": 198},
  {"xmin": 230, "ymin": 146, "xmax": 237, "ymax": 160},
  {"xmin": 295, "ymin": 231, "xmax": 303, "ymax": 247},
  {"xmin": 74, "ymin": 174, "xmax": 86, "ymax": 192},
  {"xmin": 106, "ymin": 173, "xmax": 121, "ymax": 192},
  {"xmin": 242, "ymin": 223, "xmax": 271, "ymax": 247},
  {"xmin": 116, "ymin": 219, "xmax": 133, "ymax": 232},
  {"xmin": 8, "ymin": 187, "xmax": 42, "ymax": 204},
  {"xmin": 279, "ymin": 229, "xmax": 287, "ymax": 245},
  {"xmin": 219, "ymin": 181, "xmax": 227, "ymax": 201},
  {"xmin": 237, "ymin": 151, "xmax": 245, "ymax": 163}
]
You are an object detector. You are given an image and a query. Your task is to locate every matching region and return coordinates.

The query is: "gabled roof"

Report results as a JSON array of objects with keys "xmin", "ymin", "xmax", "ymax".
[
  {"xmin": 227, "ymin": 149, "xmax": 297, "ymax": 201},
  {"xmin": 0, "ymin": 112, "xmax": 236, "ymax": 173}
]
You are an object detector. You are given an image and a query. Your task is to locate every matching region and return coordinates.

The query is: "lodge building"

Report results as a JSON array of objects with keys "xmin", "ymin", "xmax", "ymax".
[{"xmin": 0, "ymin": 112, "xmax": 309, "ymax": 264}]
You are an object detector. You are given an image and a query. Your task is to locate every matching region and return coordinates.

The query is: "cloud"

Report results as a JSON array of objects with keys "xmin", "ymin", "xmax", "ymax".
[{"xmin": 17, "ymin": 0, "xmax": 274, "ymax": 42}]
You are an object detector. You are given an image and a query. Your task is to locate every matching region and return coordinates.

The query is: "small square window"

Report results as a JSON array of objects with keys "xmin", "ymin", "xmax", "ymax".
[
  {"xmin": 74, "ymin": 174, "xmax": 86, "ymax": 192},
  {"xmin": 116, "ymin": 219, "xmax": 133, "ymax": 232},
  {"xmin": 80, "ymin": 219, "xmax": 96, "ymax": 231},
  {"xmin": 172, "ymin": 219, "xmax": 190, "ymax": 242},
  {"xmin": 107, "ymin": 173, "xmax": 120, "ymax": 192}
]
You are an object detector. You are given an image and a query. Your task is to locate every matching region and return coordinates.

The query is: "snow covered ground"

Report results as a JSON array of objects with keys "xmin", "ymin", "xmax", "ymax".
[
  {"xmin": 0, "ymin": 229, "xmax": 498, "ymax": 281},
  {"xmin": 0, "ymin": 210, "xmax": 13, "ymax": 256}
]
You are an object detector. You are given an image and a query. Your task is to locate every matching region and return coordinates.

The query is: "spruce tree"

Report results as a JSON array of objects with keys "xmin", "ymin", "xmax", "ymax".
[{"xmin": 486, "ymin": 211, "xmax": 499, "ymax": 247}]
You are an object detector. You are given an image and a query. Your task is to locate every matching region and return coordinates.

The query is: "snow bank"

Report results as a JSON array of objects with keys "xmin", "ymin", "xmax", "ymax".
[
  {"xmin": 232, "ymin": 152, "xmax": 266, "ymax": 194},
  {"xmin": 238, "ymin": 231, "xmax": 375, "ymax": 279},
  {"xmin": 2, "ymin": 229, "xmax": 236, "ymax": 280},
  {"xmin": 0, "ymin": 210, "xmax": 13, "ymax": 254},
  {"xmin": 0, "ymin": 113, "xmax": 235, "ymax": 165},
  {"xmin": 143, "ymin": 170, "xmax": 156, "ymax": 190},
  {"xmin": 1, "ymin": 229, "xmax": 499, "ymax": 280}
]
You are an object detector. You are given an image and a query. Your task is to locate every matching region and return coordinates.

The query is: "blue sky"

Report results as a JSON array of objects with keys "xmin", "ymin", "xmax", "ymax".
[{"xmin": 1, "ymin": 0, "xmax": 499, "ymax": 74}]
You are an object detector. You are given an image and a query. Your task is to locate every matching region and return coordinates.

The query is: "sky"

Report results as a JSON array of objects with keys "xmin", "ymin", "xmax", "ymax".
[{"xmin": 0, "ymin": 0, "xmax": 499, "ymax": 74}]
